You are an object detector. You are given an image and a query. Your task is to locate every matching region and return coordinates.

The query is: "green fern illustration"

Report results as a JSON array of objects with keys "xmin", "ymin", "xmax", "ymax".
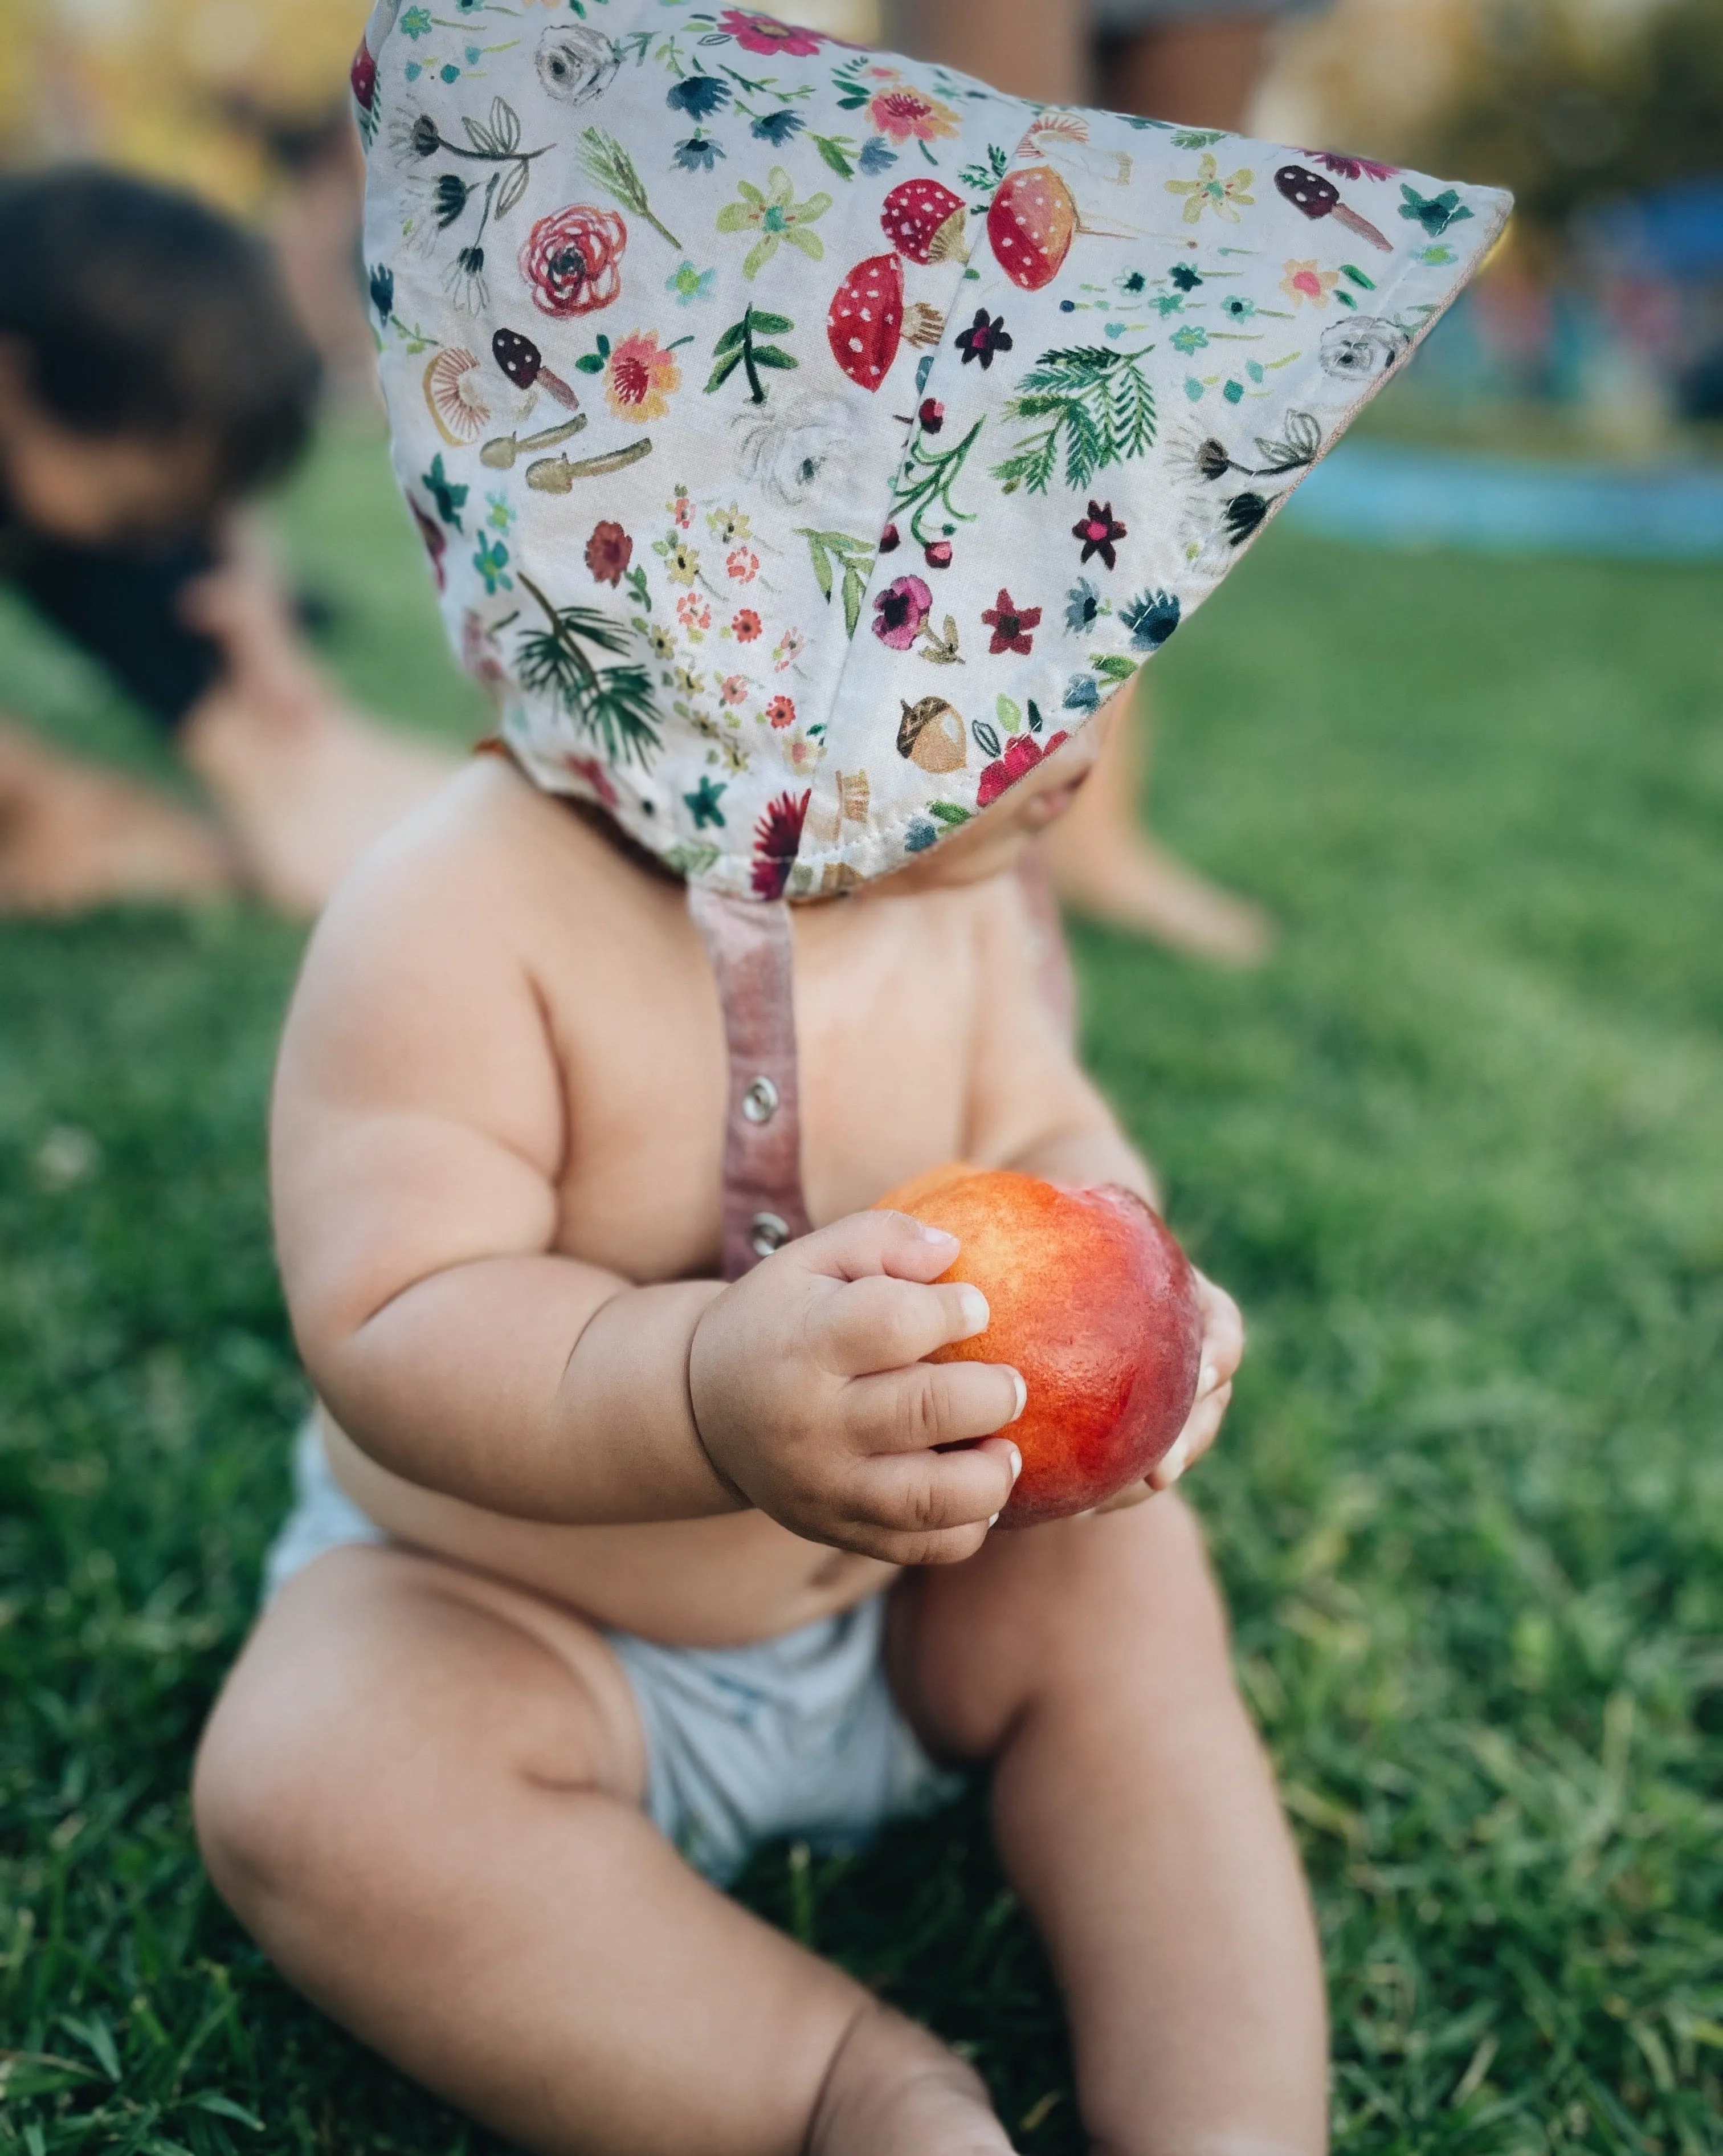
[
  {"xmin": 515, "ymin": 574, "xmax": 662, "ymax": 769},
  {"xmin": 991, "ymin": 347, "xmax": 1158, "ymax": 497}
]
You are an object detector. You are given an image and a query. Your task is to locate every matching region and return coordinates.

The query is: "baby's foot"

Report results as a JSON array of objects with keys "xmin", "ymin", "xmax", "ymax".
[
  {"xmin": 809, "ymin": 2003, "xmax": 1015, "ymax": 2156},
  {"xmin": 179, "ymin": 692, "xmax": 455, "ymax": 916},
  {"xmin": 0, "ymin": 723, "xmax": 237, "ymax": 913},
  {"xmin": 1046, "ymin": 830, "xmax": 1276, "ymax": 967}
]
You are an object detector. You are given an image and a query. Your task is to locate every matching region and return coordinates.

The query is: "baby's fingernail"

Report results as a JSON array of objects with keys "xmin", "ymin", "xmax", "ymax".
[
  {"xmin": 956, "ymin": 1285, "xmax": 990, "ymax": 1335},
  {"xmin": 1160, "ymin": 1434, "xmax": 1191, "ymax": 1483},
  {"xmin": 1006, "ymin": 1439, "xmax": 1023, "ymax": 1481},
  {"xmin": 988, "ymin": 1512, "xmax": 1000, "ymax": 1528},
  {"xmin": 917, "ymin": 1221, "xmax": 960, "ymax": 1248},
  {"xmin": 1009, "ymin": 1378, "xmax": 1027, "ymax": 1428},
  {"xmin": 1199, "ymin": 1361, "xmax": 1217, "ymax": 1395}
]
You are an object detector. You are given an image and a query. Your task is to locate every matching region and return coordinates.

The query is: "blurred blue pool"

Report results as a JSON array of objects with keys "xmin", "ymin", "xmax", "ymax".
[{"xmin": 1287, "ymin": 444, "xmax": 1723, "ymax": 561}]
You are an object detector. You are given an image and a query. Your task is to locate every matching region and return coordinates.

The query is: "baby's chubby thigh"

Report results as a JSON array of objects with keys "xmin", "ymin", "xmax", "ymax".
[
  {"xmin": 193, "ymin": 1550, "xmax": 650, "ymax": 2082},
  {"xmin": 196, "ymin": 1543, "xmax": 648, "ymax": 1890},
  {"xmin": 193, "ymin": 1547, "xmax": 1003, "ymax": 2156}
]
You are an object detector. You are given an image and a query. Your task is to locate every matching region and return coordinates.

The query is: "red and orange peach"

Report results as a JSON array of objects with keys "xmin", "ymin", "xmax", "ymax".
[{"xmin": 879, "ymin": 1165, "xmax": 1203, "ymax": 1525}]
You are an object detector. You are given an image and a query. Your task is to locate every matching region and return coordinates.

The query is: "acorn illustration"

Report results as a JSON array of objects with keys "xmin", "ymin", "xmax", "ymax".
[
  {"xmin": 897, "ymin": 697, "xmax": 967, "ymax": 773},
  {"xmin": 880, "ymin": 179, "xmax": 969, "ymax": 266}
]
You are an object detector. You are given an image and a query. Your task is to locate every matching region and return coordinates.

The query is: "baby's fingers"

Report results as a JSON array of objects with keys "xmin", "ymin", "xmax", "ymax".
[
  {"xmin": 810, "ymin": 1272, "xmax": 991, "ymax": 1377},
  {"xmin": 1094, "ymin": 1371, "xmax": 1235, "ymax": 1514},
  {"xmin": 1193, "ymin": 1271, "xmax": 1244, "ymax": 1391},
  {"xmin": 844, "ymin": 1357, "xmax": 1025, "ymax": 1456},
  {"xmin": 844, "ymin": 1434, "xmax": 1022, "ymax": 1552},
  {"xmin": 792, "ymin": 1208, "xmax": 962, "ymax": 1288},
  {"xmin": 1148, "ymin": 1377, "xmax": 1232, "ymax": 1491}
]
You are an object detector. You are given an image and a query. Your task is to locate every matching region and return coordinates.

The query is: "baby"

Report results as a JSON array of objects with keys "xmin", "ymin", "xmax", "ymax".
[{"xmin": 193, "ymin": 5, "xmax": 1508, "ymax": 2150}]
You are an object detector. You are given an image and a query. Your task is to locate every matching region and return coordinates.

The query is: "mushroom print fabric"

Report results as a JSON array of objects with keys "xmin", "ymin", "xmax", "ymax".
[{"xmin": 357, "ymin": 0, "xmax": 1509, "ymax": 900}]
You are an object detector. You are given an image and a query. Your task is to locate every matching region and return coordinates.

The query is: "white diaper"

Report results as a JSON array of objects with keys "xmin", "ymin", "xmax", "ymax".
[{"xmin": 264, "ymin": 1422, "xmax": 963, "ymax": 1883}]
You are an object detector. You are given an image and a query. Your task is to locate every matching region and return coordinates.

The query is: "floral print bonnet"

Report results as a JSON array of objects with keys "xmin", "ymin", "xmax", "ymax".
[{"xmin": 356, "ymin": 0, "xmax": 1510, "ymax": 904}]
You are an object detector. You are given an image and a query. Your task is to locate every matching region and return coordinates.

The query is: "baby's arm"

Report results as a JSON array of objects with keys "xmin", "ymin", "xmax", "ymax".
[
  {"xmin": 273, "ymin": 809, "xmax": 1022, "ymax": 1560},
  {"xmin": 963, "ymin": 872, "xmax": 1241, "ymax": 1491},
  {"xmin": 272, "ymin": 824, "xmax": 730, "ymax": 1525}
]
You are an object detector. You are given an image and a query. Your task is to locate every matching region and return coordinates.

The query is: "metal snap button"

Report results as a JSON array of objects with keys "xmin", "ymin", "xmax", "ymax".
[
  {"xmin": 741, "ymin": 1075, "xmax": 780, "ymax": 1126},
  {"xmin": 750, "ymin": 1212, "xmax": 790, "ymax": 1258}
]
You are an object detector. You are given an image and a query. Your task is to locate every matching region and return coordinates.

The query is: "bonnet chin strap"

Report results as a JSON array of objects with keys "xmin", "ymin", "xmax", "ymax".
[{"xmin": 689, "ymin": 888, "xmax": 813, "ymax": 1282}]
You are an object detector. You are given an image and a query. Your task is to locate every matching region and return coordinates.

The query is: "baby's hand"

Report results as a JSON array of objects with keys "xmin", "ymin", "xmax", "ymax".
[
  {"xmin": 1093, "ymin": 1269, "xmax": 1244, "ymax": 1514},
  {"xmin": 688, "ymin": 1212, "xmax": 1025, "ymax": 1566}
]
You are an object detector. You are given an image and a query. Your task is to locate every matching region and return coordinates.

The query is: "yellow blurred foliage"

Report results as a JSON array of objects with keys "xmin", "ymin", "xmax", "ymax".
[
  {"xmin": 1257, "ymin": 0, "xmax": 1671, "ymax": 166},
  {"xmin": 1257, "ymin": 0, "xmax": 1489, "ymax": 157},
  {"xmin": 0, "ymin": 0, "xmax": 886, "ymax": 208},
  {"xmin": 2, "ymin": 0, "xmax": 371, "ymax": 211}
]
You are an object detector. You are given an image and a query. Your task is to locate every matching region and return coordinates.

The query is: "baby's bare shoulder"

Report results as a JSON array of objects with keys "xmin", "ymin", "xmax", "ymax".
[
  {"xmin": 278, "ymin": 761, "xmax": 634, "ymax": 1131},
  {"xmin": 300, "ymin": 759, "xmax": 624, "ymax": 989}
]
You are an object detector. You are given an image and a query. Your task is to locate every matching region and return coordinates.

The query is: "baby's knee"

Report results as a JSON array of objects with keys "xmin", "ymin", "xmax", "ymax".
[
  {"xmin": 1109, "ymin": 1491, "xmax": 1230, "ymax": 1635},
  {"xmin": 193, "ymin": 1591, "xmax": 428, "ymax": 1925},
  {"xmin": 908, "ymin": 1493, "xmax": 1237, "ymax": 1751},
  {"xmin": 193, "ymin": 1640, "xmax": 358, "ymax": 1919},
  {"xmin": 1047, "ymin": 1493, "xmax": 1234, "ymax": 1673}
]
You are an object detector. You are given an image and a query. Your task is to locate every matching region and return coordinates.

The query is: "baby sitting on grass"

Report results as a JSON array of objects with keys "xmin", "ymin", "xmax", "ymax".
[{"xmin": 193, "ymin": 5, "xmax": 1507, "ymax": 2148}]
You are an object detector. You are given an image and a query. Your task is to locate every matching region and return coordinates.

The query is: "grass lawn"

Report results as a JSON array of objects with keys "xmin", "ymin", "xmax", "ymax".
[{"xmin": 4, "ymin": 424, "xmax": 1723, "ymax": 2155}]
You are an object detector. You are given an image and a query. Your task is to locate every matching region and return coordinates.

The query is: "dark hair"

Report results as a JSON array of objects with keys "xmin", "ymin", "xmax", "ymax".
[{"xmin": 0, "ymin": 165, "xmax": 322, "ymax": 497}]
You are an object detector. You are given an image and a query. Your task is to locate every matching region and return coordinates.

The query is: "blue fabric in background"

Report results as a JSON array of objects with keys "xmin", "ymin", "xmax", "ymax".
[
  {"xmin": 1579, "ymin": 180, "xmax": 1723, "ymax": 281},
  {"xmin": 1287, "ymin": 444, "xmax": 1723, "ymax": 561}
]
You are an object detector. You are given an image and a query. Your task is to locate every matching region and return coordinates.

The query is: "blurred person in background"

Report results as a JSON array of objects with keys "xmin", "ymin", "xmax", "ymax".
[
  {"xmin": 893, "ymin": 0, "xmax": 1314, "ymax": 962},
  {"xmin": 0, "ymin": 167, "xmax": 452, "ymax": 915},
  {"xmin": 5, "ymin": 0, "xmax": 383, "ymax": 412}
]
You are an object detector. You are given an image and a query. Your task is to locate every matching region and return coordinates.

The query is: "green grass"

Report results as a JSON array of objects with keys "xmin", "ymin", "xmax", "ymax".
[{"xmin": 4, "ymin": 422, "xmax": 1723, "ymax": 2154}]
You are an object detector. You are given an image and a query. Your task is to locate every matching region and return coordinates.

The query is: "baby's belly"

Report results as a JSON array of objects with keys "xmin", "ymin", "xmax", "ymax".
[{"xmin": 320, "ymin": 1413, "xmax": 895, "ymax": 1648}]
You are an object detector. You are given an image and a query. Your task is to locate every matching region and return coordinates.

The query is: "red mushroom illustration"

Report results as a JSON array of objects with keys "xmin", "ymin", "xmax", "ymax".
[
  {"xmin": 826, "ymin": 254, "xmax": 944, "ymax": 393},
  {"xmin": 880, "ymin": 180, "xmax": 969, "ymax": 266},
  {"xmin": 349, "ymin": 37, "xmax": 377, "ymax": 113},
  {"xmin": 492, "ymin": 328, "xmax": 579, "ymax": 409},
  {"xmin": 987, "ymin": 165, "xmax": 1137, "ymax": 292},
  {"xmin": 423, "ymin": 347, "xmax": 492, "ymax": 445}
]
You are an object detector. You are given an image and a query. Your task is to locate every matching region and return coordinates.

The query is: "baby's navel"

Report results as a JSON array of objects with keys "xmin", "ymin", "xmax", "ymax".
[{"xmin": 808, "ymin": 1548, "xmax": 871, "ymax": 1591}]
